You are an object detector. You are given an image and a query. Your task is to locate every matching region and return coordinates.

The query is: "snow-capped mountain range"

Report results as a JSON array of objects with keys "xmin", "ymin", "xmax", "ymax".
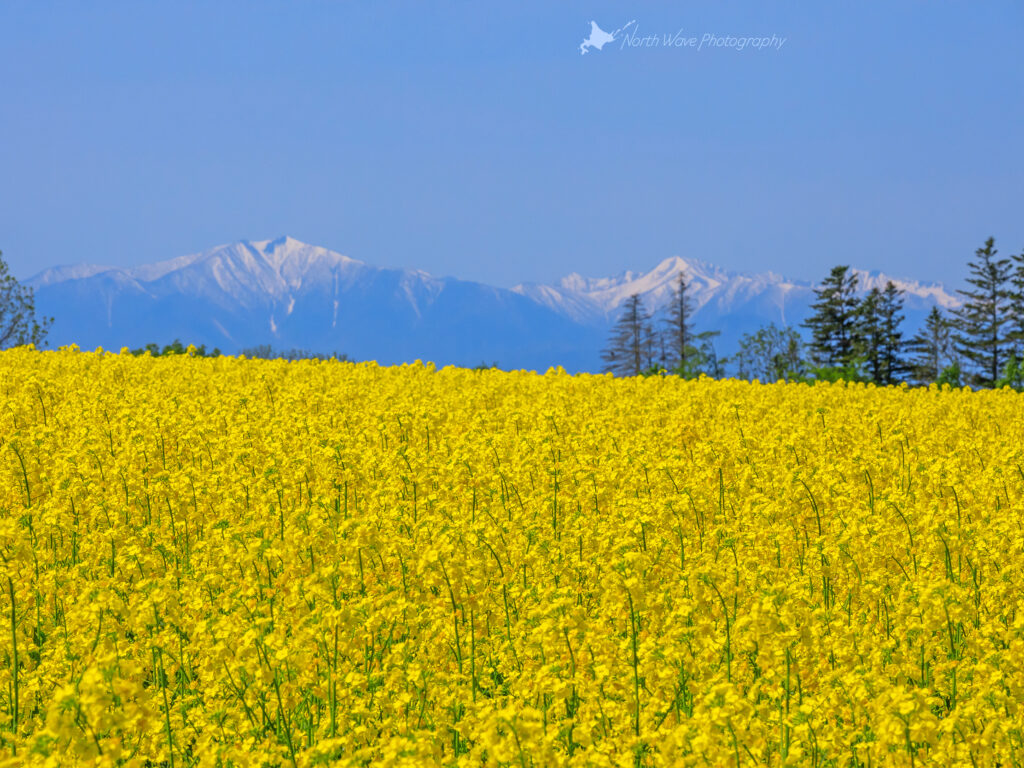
[{"xmin": 29, "ymin": 236, "xmax": 959, "ymax": 372}]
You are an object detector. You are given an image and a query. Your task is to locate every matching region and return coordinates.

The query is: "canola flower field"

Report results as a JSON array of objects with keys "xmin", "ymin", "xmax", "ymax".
[{"xmin": 0, "ymin": 348, "xmax": 1023, "ymax": 767}]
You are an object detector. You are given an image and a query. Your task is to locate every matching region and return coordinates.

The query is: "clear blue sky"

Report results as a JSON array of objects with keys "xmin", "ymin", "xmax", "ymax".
[{"xmin": 1, "ymin": 2, "xmax": 1022, "ymax": 288}]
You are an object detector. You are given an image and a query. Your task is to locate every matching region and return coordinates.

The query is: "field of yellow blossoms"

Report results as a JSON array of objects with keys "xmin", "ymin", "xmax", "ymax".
[{"xmin": 0, "ymin": 347, "xmax": 1022, "ymax": 767}]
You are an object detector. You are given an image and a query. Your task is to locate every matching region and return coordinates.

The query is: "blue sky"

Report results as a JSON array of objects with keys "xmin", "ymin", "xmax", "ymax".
[{"xmin": 1, "ymin": 2, "xmax": 1022, "ymax": 288}]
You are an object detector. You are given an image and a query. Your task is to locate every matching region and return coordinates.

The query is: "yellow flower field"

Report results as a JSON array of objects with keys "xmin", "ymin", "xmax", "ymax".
[{"xmin": 0, "ymin": 347, "xmax": 1022, "ymax": 766}]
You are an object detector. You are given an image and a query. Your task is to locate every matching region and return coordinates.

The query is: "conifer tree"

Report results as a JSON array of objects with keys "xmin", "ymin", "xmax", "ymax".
[
  {"xmin": 663, "ymin": 274, "xmax": 695, "ymax": 372},
  {"xmin": 907, "ymin": 307, "xmax": 952, "ymax": 385},
  {"xmin": 803, "ymin": 265, "xmax": 861, "ymax": 368},
  {"xmin": 601, "ymin": 294, "xmax": 651, "ymax": 376},
  {"xmin": 1009, "ymin": 247, "xmax": 1024, "ymax": 357},
  {"xmin": 642, "ymin": 323, "xmax": 663, "ymax": 373},
  {"xmin": 856, "ymin": 288, "xmax": 884, "ymax": 383},
  {"xmin": 877, "ymin": 281, "xmax": 908, "ymax": 384},
  {"xmin": 661, "ymin": 273, "xmax": 720, "ymax": 377},
  {"xmin": 952, "ymin": 237, "xmax": 1013, "ymax": 387}
]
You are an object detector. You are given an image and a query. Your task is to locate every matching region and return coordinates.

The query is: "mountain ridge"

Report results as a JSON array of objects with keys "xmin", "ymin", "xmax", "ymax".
[
  {"xmin": 513, "ymin": 255, "xmax": 958, "ymax": 329},
  {"xmin": 29, "ymin": 237, "xmax": 959, "ymax": 371}
]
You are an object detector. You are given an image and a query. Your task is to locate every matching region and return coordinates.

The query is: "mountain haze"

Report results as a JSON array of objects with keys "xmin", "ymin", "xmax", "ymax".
[
  {"xmin": 30, "ymin": 237, "xmax": 959, "ymax": 371},
  {"xmin": 31, "ymin": 237, "xmax": 603, "ymax": 370},
  {"xmin": 514, "ymin": 257, "xmax": 959, "ymax": 356}
]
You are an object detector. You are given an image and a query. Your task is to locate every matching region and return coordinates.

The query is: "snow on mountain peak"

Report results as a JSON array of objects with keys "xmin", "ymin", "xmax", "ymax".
[
  {"xmin": 514, "ymin": 255, "xmax": 736, "ymax": 322},
  {"xmin": 28, "ymin": 238, "xmax": 963, "ymax": 370},
  {"xmin": 109, "ymin": 237, "xmax": 364, "ymax": 286},
  {"xmin": 29, "ymin": 263, "xmax": 118, "ymax": 288},
  {"xmin": 513, "ymin": 255, "xmax": 960, "ymax": 328},
  {"xmin": 240, "ymin": 236, "xmax": 363, "ymax": 272},
  {"xmin": 27, "ymin": 237, "xmax": 375, "ymax": 311},
  {"xmin": 849, "ymin": 268, "xmax": 959, "ymax": 309}
]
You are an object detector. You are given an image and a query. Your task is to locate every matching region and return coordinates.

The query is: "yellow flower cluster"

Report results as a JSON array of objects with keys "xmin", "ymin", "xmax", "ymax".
[{"xmin": 0, "ymin": 347, "xmax": 1022, "ymax": 766}]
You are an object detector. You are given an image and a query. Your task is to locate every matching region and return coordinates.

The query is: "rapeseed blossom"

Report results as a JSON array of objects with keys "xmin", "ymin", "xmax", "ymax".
[{"xmin": 0, "ymin": 347, "xmax": 1021, "ymax": 766}]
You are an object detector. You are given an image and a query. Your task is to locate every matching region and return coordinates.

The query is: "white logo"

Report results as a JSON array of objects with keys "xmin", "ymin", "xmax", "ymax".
[
  {"xmin": 580, "ymin": 20, "xmax": 787, "ymax": 54},
  {"xmin": 579, "ymin": 20, "xmax": 637, "ymax": 55}
]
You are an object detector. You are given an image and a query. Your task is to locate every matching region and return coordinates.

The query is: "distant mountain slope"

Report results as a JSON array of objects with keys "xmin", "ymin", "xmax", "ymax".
[
  {"xmin": 31, "ymin": 238, "xmax": 959, "ymax": 371},
  {"xmin": 513, "ymin": 257, "xmax": 960, "ymax": 354},
  {"xmin": 30, "ymin": 237, "xmax": 604, "ymax": 371}
]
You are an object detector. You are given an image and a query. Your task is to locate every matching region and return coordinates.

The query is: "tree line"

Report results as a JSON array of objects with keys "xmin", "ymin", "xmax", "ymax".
[
  {"xmin": 602, "ymin": 237, "xmax": 1024, "ymax": 389},
  {"xmin": 127, "ymin": 342, "xmax": 351, "ymax": 362},
  {"xmin": 1, "ymin": 241, "xmax": 1022, "ymax": 388}
]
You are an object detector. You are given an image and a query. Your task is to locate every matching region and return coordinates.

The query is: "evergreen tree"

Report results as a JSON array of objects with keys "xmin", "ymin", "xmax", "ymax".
[
  {"xmin": 664, "ymin": 273, "xmax": 695, "ymax": 371},
  {"xmin": 952, "ymin": 237, "xmax": 1013, "ymax": 387},
  {"xmin": 641, "ymin": 323, "xmax": 663, "ymax": 373},
  {"xmin": 1009, "ymin": 247, "xmax": 1024, "ymax": 357},
  {"xmin": 0, "ymin": 249, "xmax": 52, "ymax": 349},
  {"xmin": 907, "ymin": 306, "xmax": 953, "ymax": 385},
  {"xmin": 803, "ymin": 265, "xmax": 861, "ymax": 368},
  {"xmin": 601, "ymin": 294, "xmax": 651, "ymax": 376},
  {"xmin": 661, "ymin": 273, "xmax": 721, "ymax": 377},
  {"xmin": 877, "ymin": 281, "xmax": 908, "ymax": 384},
  {"xmin": 855, "ymin": 288, "xmax": 884, "ymax": 384},
  {"xmin": 655, "ymin": 327, "xmax": 669, "ymax": 371}
]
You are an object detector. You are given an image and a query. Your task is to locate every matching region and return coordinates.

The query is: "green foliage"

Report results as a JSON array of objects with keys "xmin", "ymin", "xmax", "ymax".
[
  {"xmin": 590, "ymin": 236, "xmax": 1021, "ymax": 390},
  {"xmin": 876, "ymin": 282, "xmax": 908, "ymax": 384},
  {"xmin": 1010, "ymin": 248, "xmax": 1024, "ymax": 355},
  {"xmin": 935, "ymin": 363, "xmax": 962, "ymax": 389},
  {"xmin": 856, "ymin": 288, "xmax": 884, "ymax": 383},
  {"xmin": 952, "ymin": 237, "xmax": 1013, "ymax": 387},
  {"xmin": 239, "ymin": 345, "xmax": 350, "ymax": 362},
  {"xmin": 663, "ymin": 274, "xmax": 704, "ymax": 372},
  {"xmin": 0, "ymin": 249, "xmax": 52, "ymax": 349},
  {"xmin": 640, "ymin": 364, "xmax": 667, "ymax": 377},
  {"xmin": 803, "ymin": 265, "xmax": 861, "ymax": 368},
  {"xmin": 130, "ymin": 339, "xmax": 222, "ymax": 357},
  {"xmin": 803, "ymin": 267, "xmax": 908, "ymax": 385},
  {"xmin": 603, "ymin": 285, "xmax": 722, "ymax": 379},
  {"xmin": 670, "ymin": 332, "xmax": 721, "ymax": 379},
  {"xmin": 995, "ymin": 354, "xmax": 1024, "ymax": 391},
  {"xmin": 907, "ymin": 307, "xmax": 954, "ymax": 385},
  {"xmin": 732, "ymin": 323, "xmax": 806, "ymax": 382},
  {"xmin": 807, "ymin": 358, "xmax": 872, "ymax": 384},
  {"xmin": 601, "ymin": 294, "xmax": 650, "ymax": 377}
]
